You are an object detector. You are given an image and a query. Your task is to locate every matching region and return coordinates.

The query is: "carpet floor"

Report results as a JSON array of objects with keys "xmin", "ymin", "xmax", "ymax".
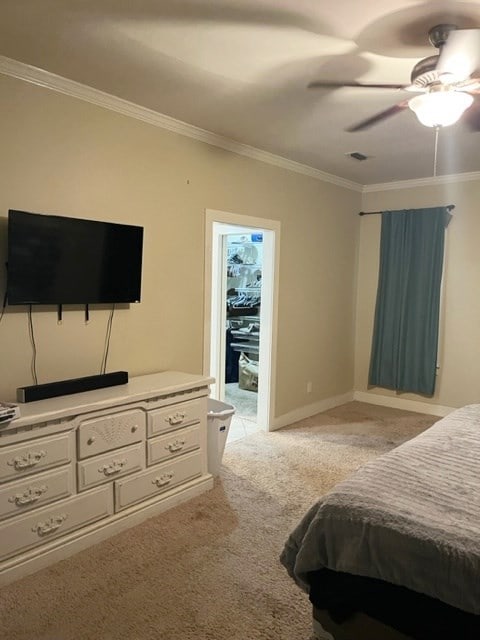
[{"xmin": 0, "ymin": 402, "xmax": 437, "ymax": 640}]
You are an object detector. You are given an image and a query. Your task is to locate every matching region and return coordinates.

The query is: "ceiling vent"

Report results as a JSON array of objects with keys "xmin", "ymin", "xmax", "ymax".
[{"xmin": 347, "ymin": 151, "xmax": 368, "ymax": 161}]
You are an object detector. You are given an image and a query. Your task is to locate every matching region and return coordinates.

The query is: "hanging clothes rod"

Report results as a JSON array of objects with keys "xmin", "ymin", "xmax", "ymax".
[{"xmin": 358, "ymin": 204, "xmax": 455, "ymax": 216}]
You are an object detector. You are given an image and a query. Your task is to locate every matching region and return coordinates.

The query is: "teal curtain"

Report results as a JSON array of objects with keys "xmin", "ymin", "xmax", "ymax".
[{"xmin": 368, "ymin": 207, "xmax": 451, "ymax": 396}]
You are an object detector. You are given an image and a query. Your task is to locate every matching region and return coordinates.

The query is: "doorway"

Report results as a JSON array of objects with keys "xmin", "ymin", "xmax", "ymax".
[
  {"xmin": 224, "ymin": 231, "xmax": 262, "ymax": 441},
  {"xmin": 204, "ymin": 210, "xmax": 280, "ymax": 440}
]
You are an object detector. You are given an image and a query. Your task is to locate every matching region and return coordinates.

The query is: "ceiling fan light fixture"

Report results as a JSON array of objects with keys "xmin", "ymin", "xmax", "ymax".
[{"xmin": 408, "ymin": 90, "xmax": 473, "ymax": 127}]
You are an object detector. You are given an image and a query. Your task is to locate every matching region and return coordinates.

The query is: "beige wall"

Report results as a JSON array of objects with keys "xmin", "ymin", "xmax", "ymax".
[
  {"xmin": 356, "ymin": 178, "xmax": 480, "ymax": 409},
  {"xmin": 0, "ymin": 73, "xmax": 360, "ymax": 417}
]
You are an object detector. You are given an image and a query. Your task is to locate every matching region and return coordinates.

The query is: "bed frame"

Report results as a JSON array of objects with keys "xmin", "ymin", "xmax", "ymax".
[{"xmin": 312, "ymin": 607, "xmax": 411, "ymax": 640}]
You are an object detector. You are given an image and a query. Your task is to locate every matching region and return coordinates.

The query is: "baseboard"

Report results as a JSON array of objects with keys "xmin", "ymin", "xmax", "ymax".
[
  {"xmin": 270, "ymin": 391, "xmax": 354, "ymax": 431},
  {"xmin": 270, "ymin": 389, "xmax": 455, "ymax": 430},
  {"xmin": 353, "ymin": 391, "xmax": 455, "ymax": 417}
]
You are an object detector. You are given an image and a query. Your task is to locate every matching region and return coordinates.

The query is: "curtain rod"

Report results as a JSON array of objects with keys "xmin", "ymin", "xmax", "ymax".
[{"xmin": 359, "ymin": 204, "xmax": 455, "ymax": 216}]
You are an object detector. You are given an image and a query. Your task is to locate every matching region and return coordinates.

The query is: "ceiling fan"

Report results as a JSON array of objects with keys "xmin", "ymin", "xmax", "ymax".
[{"xmin": 308, "ymin": 24, "xmax": 480, "ymax": 132}]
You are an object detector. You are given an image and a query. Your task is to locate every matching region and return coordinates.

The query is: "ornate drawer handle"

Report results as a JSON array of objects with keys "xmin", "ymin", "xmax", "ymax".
[
  {"xmin": 98, "ymin": 459, "xmax": 127, "ymax": 476},
  {"xmin": 152, "ymin": 472, "xmax": 174, "ymax": 487},
  {"xmin": 8, "ymin": 450, "xmax": 46, "ymax": 470},
  {"xmin": 32, "ymin": 513, "xmax": 67, "ymax": 536},
  {"xmin": 166, "ymin": 412, "xmax": 186, "ymax": 426},
  {"xmin": 9, "ymin": 485, "xmax": 48, "ymax": 506},
  {"xmin": 165, "ymin": 439, "xmax": 186, "ymax": 453}
]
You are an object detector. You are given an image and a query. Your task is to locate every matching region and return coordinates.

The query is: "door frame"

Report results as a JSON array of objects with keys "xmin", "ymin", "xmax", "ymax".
[{"xmin": 204, "ymin": 209, "xmax": 280, "ymax": 431}]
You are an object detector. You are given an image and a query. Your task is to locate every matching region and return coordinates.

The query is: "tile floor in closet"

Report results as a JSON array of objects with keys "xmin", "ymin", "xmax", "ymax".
[{"xmin": 224, "ymin": 383, "xmax": 262, "ymax": 443}]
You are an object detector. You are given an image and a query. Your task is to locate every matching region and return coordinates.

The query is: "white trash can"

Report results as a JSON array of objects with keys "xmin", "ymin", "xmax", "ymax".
[{"xmin": 207, "ymin": 398, "xmax": 235, "ymax": 475}]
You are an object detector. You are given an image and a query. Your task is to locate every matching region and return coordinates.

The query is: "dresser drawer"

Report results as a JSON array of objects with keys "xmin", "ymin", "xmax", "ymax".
[
  {"xmin": 147, "ymin": 398, "xmax": 205, "ymax": 437},
  {"xmin": 77, "ymin": 443, "xmax": 145, "ymax": 491},
  {"xmin": 147, "ymin": 425, "xmax": 201, "ymax": 466},
  {"xmin": 0, "ymin": 485, "xmax": 113, "ymax": 561},
  {"xmin": 0, "ymin": 433, "xmax": 74, "ymax": 484},
  {"xmin": 114, "ymin": 451, "xmax": 202, "ymax": 511},
  {"xmin": 0, "ymin": 466, "xmax": 74, "ymax": 521},
  {"xmin": 77, "ymin": 409, "xmax": 145, "ymax": 459}
]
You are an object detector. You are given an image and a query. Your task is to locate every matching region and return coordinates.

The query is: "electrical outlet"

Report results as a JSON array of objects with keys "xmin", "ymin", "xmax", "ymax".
[{"xmin": 306, "ymin": 381, "xmax": 312, "ymax": 393}]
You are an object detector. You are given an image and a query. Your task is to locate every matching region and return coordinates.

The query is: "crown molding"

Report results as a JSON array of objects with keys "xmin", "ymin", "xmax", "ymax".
[
  {"xmin": 0, "ymin": 55, "xmax": 362, "ymax": 193},
  {"xmin": 363, "ymin": 171, "xmax": 480, "ymax": 192}
]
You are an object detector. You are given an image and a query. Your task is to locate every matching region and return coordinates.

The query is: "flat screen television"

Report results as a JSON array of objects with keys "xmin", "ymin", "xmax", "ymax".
[{"xmin": 7, "ymin": 210, "xmax": 144, "ymax": 305}]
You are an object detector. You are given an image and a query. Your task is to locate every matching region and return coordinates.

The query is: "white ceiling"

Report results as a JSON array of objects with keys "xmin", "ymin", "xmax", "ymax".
[{"xmin": 0, "ymin": 0, "xmax": 479, "ymax": 186}]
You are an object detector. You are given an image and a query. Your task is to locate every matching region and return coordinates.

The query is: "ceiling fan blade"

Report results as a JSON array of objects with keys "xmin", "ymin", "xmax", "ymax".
[
  {"xmin": 437, "ymin": 29, "xmax": 480, "ymax": 83},
  {"xmin": 346, "ymin": 101, "xmax": 409, "ymax": 132},
  {"xmin": 307, "ymin": 80, "xmax": 408, "ymax": 90},
  {"xmin": 463, "ymin": 96, "xmax": 480, "ymax": 131},
  {"xmin": 456, "ymin": 76, "xmax": 480, "ymax": 91}
]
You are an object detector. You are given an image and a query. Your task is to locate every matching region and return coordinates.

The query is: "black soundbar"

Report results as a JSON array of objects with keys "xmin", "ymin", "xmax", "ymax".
[{"xmin": 17, "ymin": 371, "xmax": 129, "ymax": 403}]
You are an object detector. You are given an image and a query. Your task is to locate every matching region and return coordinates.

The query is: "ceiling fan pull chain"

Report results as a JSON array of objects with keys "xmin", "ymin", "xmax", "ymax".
[{"xmin": 433, "ymin": 126, "xmax": 440, "ymax": 177}]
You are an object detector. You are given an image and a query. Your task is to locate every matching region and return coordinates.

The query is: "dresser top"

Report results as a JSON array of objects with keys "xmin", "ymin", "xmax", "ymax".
[{"xmin": 1, "ymin": 371, "xmax": 214, "ymax": 432}]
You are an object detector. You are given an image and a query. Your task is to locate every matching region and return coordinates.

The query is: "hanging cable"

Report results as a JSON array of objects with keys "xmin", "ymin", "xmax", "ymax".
[
  {"xmin": 100, "ymin": 304, "xmax": 116, "ymax": 375},
  {"xmin": 28, "ymin": 305, "xmax": 38, "ymax": 385},
  {"xmin": 0, "ymin": 291, "xmax": 7, "ymax": 324},
  {"xmin": 1, "ymin": 260, "xmax": 8, "ymax": 324}
]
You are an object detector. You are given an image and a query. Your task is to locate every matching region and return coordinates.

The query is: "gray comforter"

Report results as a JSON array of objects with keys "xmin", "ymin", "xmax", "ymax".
[{"xmin": 280, "ymin": 404, "xmax": 480, "ymax": 615}]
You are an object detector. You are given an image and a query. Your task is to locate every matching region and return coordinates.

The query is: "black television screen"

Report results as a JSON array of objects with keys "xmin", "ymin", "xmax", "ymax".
[{"xmin": 7, "ymin": 210, "xmax": 144, "ymax": 305}]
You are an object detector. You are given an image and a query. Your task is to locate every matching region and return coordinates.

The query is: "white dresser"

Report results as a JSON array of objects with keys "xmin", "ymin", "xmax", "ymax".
[{"xmin": 0, "ymin": 371, "xmax": 213, "ymax": 585}]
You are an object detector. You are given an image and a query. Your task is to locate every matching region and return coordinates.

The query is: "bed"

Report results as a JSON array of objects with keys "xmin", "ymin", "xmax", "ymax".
[{"xmin": 280, "ymin": 404, "xmax": 480, "ymax": 639}]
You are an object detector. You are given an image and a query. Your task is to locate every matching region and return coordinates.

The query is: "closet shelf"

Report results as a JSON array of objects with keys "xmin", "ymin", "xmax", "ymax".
[
  {"xmin": 230, "ymin": 343, "xmax": 260, "ymax": 354},
  {"xmin": 227, "ymin": 308, "xmax": 259, "ymax": 317},
  {"xmin": 235, "ymin": 315, "xmax": 259, "ymax": 322},
  {"xmin": 231, "ymin": 330, "xmax": 259, "ymax": 338}
]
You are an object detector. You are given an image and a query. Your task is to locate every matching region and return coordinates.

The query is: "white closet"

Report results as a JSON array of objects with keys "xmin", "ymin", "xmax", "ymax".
[{"xmin": 226, "ymin": 234, "xmax": 263, "ymax": 392}]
